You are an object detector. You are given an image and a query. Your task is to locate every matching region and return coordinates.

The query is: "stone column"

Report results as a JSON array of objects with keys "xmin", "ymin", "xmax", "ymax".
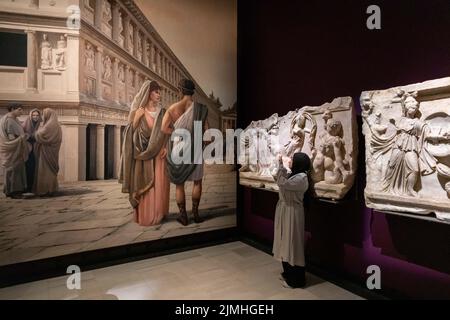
[
  {"xmin": 60, "ymin": 123, "xmax": 87, "ymax": 182},
  {"xmin": 113, "ymin": 57, "xmax": 119, "ymax": 103},
  {"xmin": 114, "ymin": 125, "xmax": 121, "ymax": 179},
  {"xmin": 96, "ymin": 124, "xmax": 105, "ymax": 180},
  {"xmin": 172, "ymin": 65, "xmax": 175, "ymax": 84},
  {"xmin": 156, "ymin": 48, "xmax": 161, "ymax": 75},
  {"xmin": 123, "ymin": 15, "xmax": 130, "ymax": 53},
  {"xmin": 124, "ymin": 65, "xmax": 130, "ymax": 105},
  {"xmin": 112, "ymin": 0, "xmax": 120, "ymax": 42},
  {"xmin": 133, "ymin": 27, "xmax": 139, "ymax": 58},
  {"xmin": 134, "ymin": 71, "xmax": 139, "ymax": 90},
  {"xmin": 25, "ymin": 30, "xmax": 37, "ymax": 92},
  {"xmin": 173, "ymin": 66, "xmax": 176, "ymax": 84},
  {"xmin": 163, "ymin": 57, "xmax": 167, "ymax": 80},
  {"xmin": 150, "ymin": 42, "xmax": 156, "ymax": 71},
  {"xmin": 94, "ymin": 0, "xmax": 103, "ymax": 29},
  {"xmin": 143, "ymin": 38, "xmax": 149, "ymax": 67},
  {"xmin": 95, "ymin": 46, "xmax": 103, "ymax": 100},
  {"xmin": 66, "ymin": 34, "xmax": 79, "ymax": 94}
]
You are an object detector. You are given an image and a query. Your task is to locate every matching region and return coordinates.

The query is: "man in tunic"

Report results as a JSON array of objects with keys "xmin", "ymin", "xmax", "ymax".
[
  {"xmin": 0, "ymin": 103, "xmax": 29, "ymax": 198},
  {"xmin": 161, "ymin": 79, "xmax": 209, "ymax": 226}
]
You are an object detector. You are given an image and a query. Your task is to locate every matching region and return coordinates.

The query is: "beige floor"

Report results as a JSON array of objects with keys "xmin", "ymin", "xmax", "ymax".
[
  {"xmin": 0, "ymin": 164, "xmax": 236, "ymax": 266},
  {"xmin": 0, "ymin": 241, "xmax": 363, "ymax": 300}
]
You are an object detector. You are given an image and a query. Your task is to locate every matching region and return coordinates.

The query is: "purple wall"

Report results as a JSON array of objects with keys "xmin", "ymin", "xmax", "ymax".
[{"xmin": 238, "ymin": 0, "xmax": 450, "ymax": 299}]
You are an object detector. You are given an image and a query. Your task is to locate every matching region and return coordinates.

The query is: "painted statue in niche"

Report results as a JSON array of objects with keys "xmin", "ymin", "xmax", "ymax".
[
  {"xmin": 102, "ymin": 0, "xmax": 112, "ymax": 25},
  {"xmin": 40, "ymin": 34, "xmax": 52, "ymax": 70},
  {"xmin": 239, "ymin": 96, "xmax": 357, "ymax": 200},
  {"xmin": 361, "ymin": 77, "xmax": 450, "ymax": 221},
  {"xmin": 118, "ymin": 64, "xmax": 125, "ymax": 83},
  {"xmin": 84, "ymin": 42, "xmax": 95, "ymax": 72},
  {"xmin": 128, "ymin": 68, "xmax": 134, "ymax": 87},
  {"xmin": 55, "ymin": 35, "xmax": 66, "ymax": 71},
  {"xmin": 128, "ymin": 23, "xmax": 134, "ymax": 53},
  {"xmin": 137, "ymin": 35, "xmax": 143, "ymax": 61},
  {"xmin": 118, "ymin": 11, "xmax": 123, "ymax": 35},
  {"xmin": 102, "ymin": 55, "xmax": 112, "ymax": 81}
]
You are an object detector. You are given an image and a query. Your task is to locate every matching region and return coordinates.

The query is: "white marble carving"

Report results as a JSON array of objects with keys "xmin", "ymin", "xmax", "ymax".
[
  {"xmin": 55, "ymin": 35, "xmax": 66, "ymax": 71},
  {"xmin": 239, "ymin": 97, "xmax": 358, "ymax": 200},
  {"xmin": 40, "ymin": 34, "xmax": 52, "ymax": 70},
  {"xmin": 361, "ymin": 77, "xmax": 450, "ymax": 221}
]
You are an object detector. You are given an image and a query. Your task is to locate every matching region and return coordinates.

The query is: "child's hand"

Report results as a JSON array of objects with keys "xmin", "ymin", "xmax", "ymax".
[
  {"xmin": 287, "ymin": 158, "xmax": 293, "ymax": 168},
  {"xmin": 160, "ymin": 148, "xmax": 167, "ymax": 159}
]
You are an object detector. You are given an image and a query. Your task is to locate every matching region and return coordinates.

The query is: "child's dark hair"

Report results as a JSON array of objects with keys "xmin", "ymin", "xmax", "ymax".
[
  {"xmin": 8, "ymin": 103, "xmax": 22, "ymax": 112},
  {"xmin": 289, "ymin": 152, "xmax": 311, "ymax": 178}
]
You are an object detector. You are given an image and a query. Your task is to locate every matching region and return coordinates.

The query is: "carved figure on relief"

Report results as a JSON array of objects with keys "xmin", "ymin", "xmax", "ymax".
[
  {"xmin": 238, "ymin": 97, "xmax": 357, "ymax": 200},
  {"xmin": 84, "ymin": 42, "xmax": 95, "ymax": 71},
  {"xmin": 118, "ymin": 64, "xmax": 125, "ymax": 83},
  {"xmin": 55, "ymin": 35, "xmax": 67, "ymax": 71},
  {"xmin": 40, "ymin": 34, "xmax": 52, "ymax": 70},
  {"xmin": 102, "ymin": 55, "xmax": 112, "ymax": 81},
  {"xmin": 361, "ymin": 78, "xmax": 450, "ymax": 220},
  {"xmin": 103, "ymin": 1, "xmax": 112, "ymax": 24},
  {"xmin": 311, "ymin": 110, "xmax": 353, "ymax": 186}
]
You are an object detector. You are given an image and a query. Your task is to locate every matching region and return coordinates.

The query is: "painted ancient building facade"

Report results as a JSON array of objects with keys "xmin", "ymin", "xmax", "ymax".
[{"xmin": 0, "ymin": 0, "xmax": 222, "ymax": 182}]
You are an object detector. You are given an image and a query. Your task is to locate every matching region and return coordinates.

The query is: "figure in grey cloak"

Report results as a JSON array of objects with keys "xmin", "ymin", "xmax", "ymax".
[
  {"xmin": 22, "ymin": 108, "xmax": 42, "ymax": 193},
  {"xmin": 33, "ymin": 108, "xmax": 62, "ymax": 196},
  {"xmin": 0, "ymin": 103, "xmax": 29, "ymax": 198},
  {"xmin": 162, "ymin": 79, "xmax": 209, "ymax": 226}
]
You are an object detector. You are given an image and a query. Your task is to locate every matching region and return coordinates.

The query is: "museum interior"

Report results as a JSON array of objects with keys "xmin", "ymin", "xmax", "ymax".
[{"xmin": 0, "ymin": 0, "xmax": 449, "ymax": 301}]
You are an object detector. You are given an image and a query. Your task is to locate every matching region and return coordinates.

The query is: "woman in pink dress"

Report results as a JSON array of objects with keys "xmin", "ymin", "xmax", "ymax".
[{"xmin": 119, "ymin": 80, "xmax": 170, "ymax": 226}]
